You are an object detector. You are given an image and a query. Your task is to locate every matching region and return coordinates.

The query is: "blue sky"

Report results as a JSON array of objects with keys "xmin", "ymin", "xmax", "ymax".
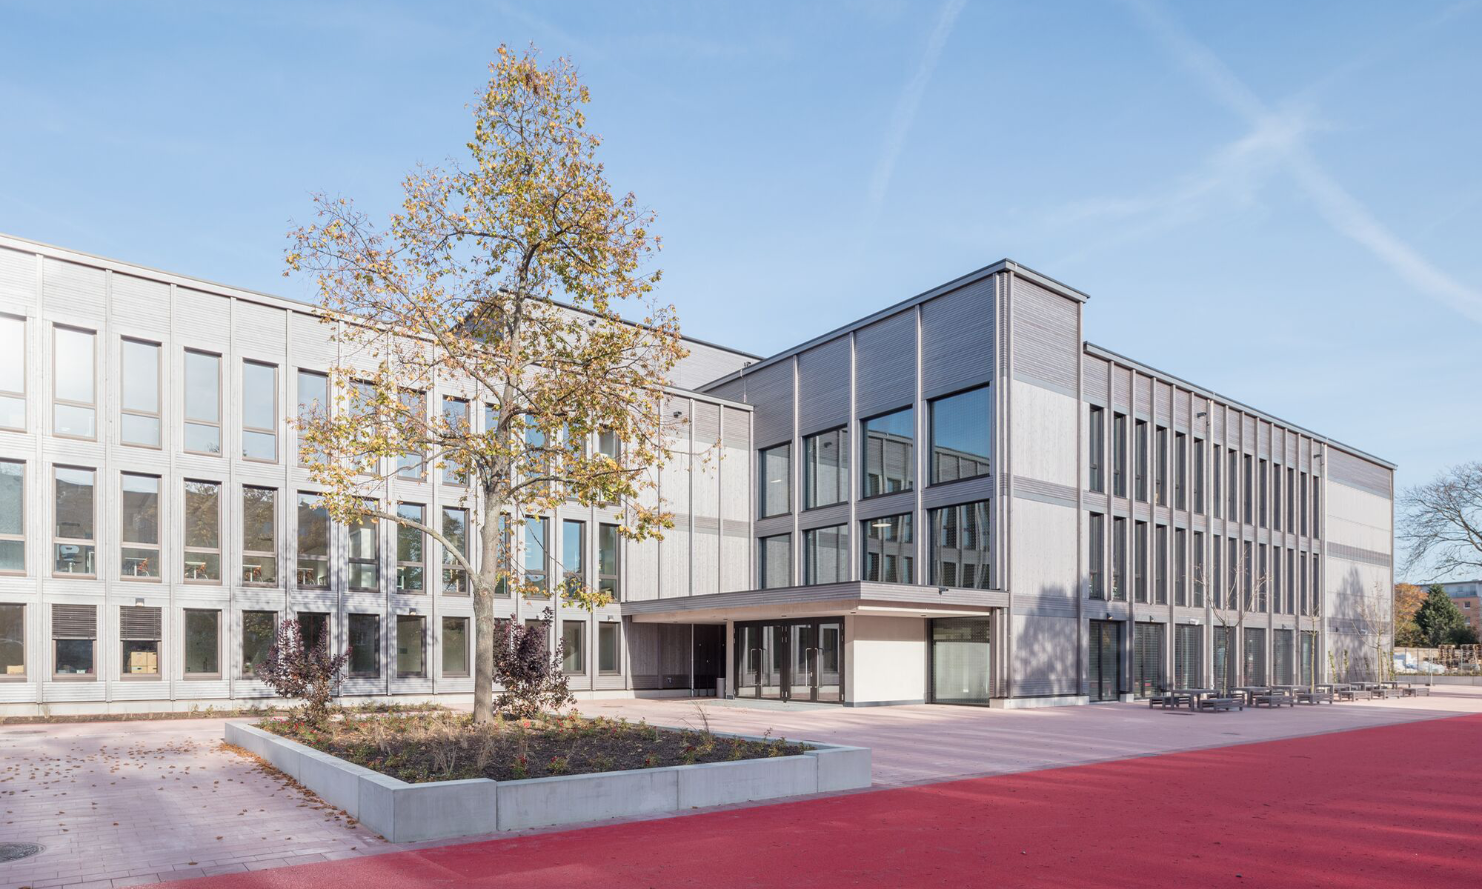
[{"xmin": 3, "ymin": 1, "xmax": 1479, "ymax": 575}]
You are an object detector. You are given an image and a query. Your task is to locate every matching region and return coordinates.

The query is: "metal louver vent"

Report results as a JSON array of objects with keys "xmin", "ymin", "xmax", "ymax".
[
  {"xmin": 51, "ymin": 604, "xmax": 96, "ymax": 639},
  {"xmin": 120, "ymin": 605, "xmax": 162, "ymax": 641}
]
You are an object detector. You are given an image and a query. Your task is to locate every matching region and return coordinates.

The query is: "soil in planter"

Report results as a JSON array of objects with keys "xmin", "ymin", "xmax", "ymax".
[{"xmin": 260, "ymin": 712, "xmax": 809, "ymax": 782}]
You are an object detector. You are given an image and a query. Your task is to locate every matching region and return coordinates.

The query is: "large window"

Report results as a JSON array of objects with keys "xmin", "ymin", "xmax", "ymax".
[
  {"xmin": 120, "ymin": 338, "xmax": 161, "ymax": 447},
  {"xmin": 120, "ymin": 473, "xmax": 160, "ymax": 580},
  {"xmin": 348, "ymin": 504, "xmax": 379, "ymax": 591},
  {"xmin": 0, "ymin": 461, "xmax": 21, "ymax": 574},
  {"xmin": 1243, "ymin": 454, "xmax": 1254, "ymax": 524},
  {"xmin": 930, "ymin": 386, "xmax": 991, "ymax": 484},
  {"xmin": 442, "ymin": 397, "xmax": 469, "ymax": 484},
  {"xmin": 1273, "ymin": 463, "xmax": 1283, "ymax": 532},
  {"xmin": 1111, "ymin": 517, "xmax": 1126, "ymax": 601},
  {"xmin": 296, "ymin": 369, "xmax": 328, "ymax": 464},
  {"xmin": 348, "ymin": 614, "xmax": 380, "ymax": 678},
  {"xmin": 561, "ymin": 519, "xmax": 586, "ymax": 598},
  {"xmin": 598, "ymin": 622, "xmax": 620, "ymax": 674},
  {"xmin": 296, "ymin": 493, "xmax": 330, "ymax": 588},
  {"xmin": 1155, "ymin": 525, "xmax": 1168, "ymax": 605},
  {"xmin": 183, "ymin": 349, "xmax": 221, "ymax": 455},
  {"xmin": 760, "ymin": 443, "xmax": 790, "ymax": 517},
  {"xmin": 1212, "ymin": 445, "xmax": 1222, "ymax": 518},
  {"xmin": 1089, "ymin": 512, "xmax": 1105, "ymax": 599},
  {"xmin": 298, "ymin": 612, "xmax": 329, "ymax": 652},
  {"xmin": 802, "ymin": 524, "xmax": 848, "ymax": 585},
  {"xmin": 1112, "ymin": 413, "xmax": 1127, "ymax": 497},
  {"xmin": 53, "ymin": 467, "xmax": 95, "ymax": 577},
  {"xmin": 51, "ymin": 603, "xmax": 95, "ymax": 678},
  {"xmin": 1226, "ymin": 450, "xmax": 1238, "ymax": 519},
  {"xmin": 396, "ymin": 503, "xmax": 425, "ymax": 593},
  {"xmin": 1154, "ymin": 426, "xmax": 1167, "ymax": 506},
  {"xmin": 1133, "ymin": 520, "xmax": 1148, "ymax": 603},
  {"xmin": 442, "ymin": 507, "xmax": 470, "ymax": 595},
  {"xmin": 396, "ymin": 615, "xmax": 425, "ymax": 677},
  {"xmin": 759, "ymin": 533, "xmax": 791, "ymax": 589},
  {"xmin": 1193, "ymin": 531, "xmax": 1205, "ymax": 607},
  {"xmin": 241, "ymin": 610, "xmax": 276, "ymax": 676},
  {"xmin": 862, "ymin": 513, "xmax": 912, "ymax": 583},
  {"xmin": 1258, "ymin": 459, "xmax": 1268, "ymax": 528},
  {"xmin": 242, "ymin": 359, "xmax": 278, "ymax": 461},
  {"xmin": 0, "ymin": 314, "xmax": 24, "ymax": 431},
  {"xmin": 183, "ymin": 480, "xmax": 221, "ymax": 582},
  {"xmin": 1, "ymin": 603, "xmax": 24, "ymax": 678},
  {"xmin": 120, "ymin": 606, "xmax": 162, "ymax": 678},
  {"xmin": 524, "ymin": 516, "xmax": 549, "ymax": 595},
  {"xmin": 1088, "ymin": 406, "xmax": 1105, "ymax": 493},
  {"xmin": 1193, "ymin": 439, "xmax": 1205, "ymax": 515},
  {"xmin": 863, "ymin": 407, "xmax": 914, "ymax": 497},
  {"xmin": 1174, "ymin": 528, "xmax": 1187, "ymax": 607},
  {"xmin": 242, "ymin": 486, "xmax": 277, "ymax": 585},
  {"xmin": 397, "ymin": 390, "xmax": 426, "ymax": 479},
  {"xmin": 803, "ymin": 429, "xmax": 848, "ymax": 509},
  {"xmin": 1312, "ymin": 476, "xmax": 1321, "ymax": 540},
  {"xmin": 1174, "ymin": 432, "xmax": 1186, "ymax": 510},
  {"xmin": 1134, "ymin": 420, "xmax": 1148, "ymax": 502},
  {"xmin": 442, "ymin": 616, "xmax": 469, "ymax": 677},
  {"xmin": 183, "ymin": 609, "xmax": 220, "ymax": 678},
  {"xmin": 53, "ymin": 326, "xmax": 96, "ymax": 439},
  {"xmin": 930, "ymin": 501, "xmax": 991, "ymax": 590},
  {"xmin": 598, "ymin": 523, "xmax": 620, "ymax": 600},
  {"xmin": 561, "ymin": 620, "xmax": 585, "ymax": 674}
]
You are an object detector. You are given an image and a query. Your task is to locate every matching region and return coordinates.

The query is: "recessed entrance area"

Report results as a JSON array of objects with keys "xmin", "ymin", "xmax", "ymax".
[
  {"xmin": 929, "ymin": 617, "xmax": 991, "ymax": 705},
  {"xmin": 734, "ymin": 618, "xmax": 844, "ymax": 703}
]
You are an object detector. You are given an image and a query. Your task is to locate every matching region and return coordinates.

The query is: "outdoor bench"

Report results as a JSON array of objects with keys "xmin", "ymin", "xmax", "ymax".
[
  {"xmin": 1252, "ymin": 693, "xmax": 1294, "ymax": 708},
  {"xmin": 1335, "ymin": 689, "xmax": 1359, "ymax": 702},
  {"xmin": 1294, "ymin": 691, "xmax": 1333, "ymax": 705},
  {"xmin": 1198, "ymin": 697, "xmax": 1243, "ymax": 712},
  {"xmin": 1401, "ymin": 685, "xmax": 1431, "ymax": 697}
]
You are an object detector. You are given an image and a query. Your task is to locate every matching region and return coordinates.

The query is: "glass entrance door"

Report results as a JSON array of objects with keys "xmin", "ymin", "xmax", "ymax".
[
  {"xmin": 734, "ymin": 619, "xmax": 845, "ymax": 703},
  {"xmin": 1089, "ymin": 620, "xmax": 1122, "ymax": 702}
]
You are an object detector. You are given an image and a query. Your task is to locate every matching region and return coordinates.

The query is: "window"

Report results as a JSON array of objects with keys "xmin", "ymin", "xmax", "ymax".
[
  {"xmin": 241, "ymin": 360, "xmax": 278, "ymax": 461},
  {"xmin": 1133, "ymin": 521, "xmax": 1148, "ymax": 603},
  {"xmin": 0, "ymin": 461, "xmax": 20, "ymax": 574},
  {"xmin": 120, "ymin": 473, "xmax": 160, "ymax": 580},
  {"xmin": 561, "ymin": 520, "xmax": 586, "ymax": 598},
  {"xmin": 760, "ymin": 443, "xmax": 791, "ymax": 517},
  {"xmin": 598, "ymin": 523, "xmax": 620, "ymax": 601},
  {"xmin": 1155, "ymin": 525, "xmax": 1168, "ymax": 605},
  {"xmin": 1242, "ymin": 454, "xmax": 1253, "ymax": 524},
  {"xmin": 1311, "ymin": 555, "xmax": 1321, "ymax": 616},
  {"xmin": 183, "ymin": 609, "xmax": 220, "ymax": 678},
  {"xmin": 52, "ymin": 603, "xmax": 95, "ymax": 677},
  {"xmin": 931, "ymin": 501, "xmax": 991, "ymax": 589},
  {"xmin": 1111, "ymin": 517, "xmax": 1126, "ymax": 601},
  {"xmin": 296, "ymin": 493, "xmax": 330, "ymax": 588},
  {"xmin": 523, "ymin": 516, "xmax": 549, "ymax": 595},
  {"xmin": 443, "ymin": 507, "xmax": 470, "ymax": 595},
  {"xmin": 0, "ymin": 603, "xmax": 24, "ymax": 678},
  {"xmin": 0, "ymin": 314, "xmax": 24, "ymax": 430},
  {"xmin": 1231, "ymin": 538, "xmax": 1242, "ymax": 609},
  {"xmin": 120, "ymin": 606, "xmax": 161, "ymax": 678},
  {"xmin": 348, "ymin": 614, "xmax": 380, "ymax": 678},
  {"xmin": 1174, "ymin": 432, "xmax": 1186, "ymax": 510},
  {"xmin": 1154, "ymin": 426, "xmax": 1167, "ymax": 506},
  {"xmin": 396, "ymin": 503, "xmax": 425, "ymax": 593},
  {"xmin": 442, "ymin": 616, "xmax": 469, "ymax": 677},
  {"xmin": 1286, "ymin": 549, "xmax": 1296, "ymax": 615},
  {"xmin": 1258, "ymin": 459, "xmax": 1268, "ymax": 528},
  {"xmin": 344, "ymin": 504, "xmax": 379, "ymax": 591},
  {"xmin": 561, "ymin": 620, "xmax": 585, "ymax": 673},
  {"xmin": 597, "ymin": 428, "xmax": 620, "ymax": 461},
  {"xmin": 803, "ymin": 429, "xmax": 848, "ymax": 509},
  {"xmin": 1211, "ymin": 536, "xmax": 1223, "ymax": 609},
  {"xmin": 1273, "ymin": 463, "xmax": 1283, "ymax": 532},
  {"xmin": 242, "ymin": 486, "xmax": 277, "ymax": 585},
  {"xmin": 120, "ymin": 338, "xmax": 161, "ymax": 447},
  {"xmin": 598, "ymin": 622, "xmax": 620, "ymax": 674},
  {"xmin": 1299, "ymin": 552, "xmax": 1309, "ymax": 616},
  {"xmin": 1287, "ymin": 467, "xmax": 1297, "ymax": 531},
  {"xmin": 1227, "ymin": 450, "xmax": 1238, "ymax": 519},
  {"xmin": 183, "ymin": 480, "xmax": 221, "ymax": 582},
  {"xmin": 802, "ymin": 524, "xmax": 848, "ymax": 585},
  {"xmin": 862, "ymin": 407, "xmax": 913, "ymax": 497},
  {"xmin": 1271, "ymin": 545, "xmax": 1281, "ymax": 614},
  {"xmin": 1088, "ymin": 406, "xmax": 1104, "ymax": 492},
  {"xmin": 1193, "ymin": 531, "xmax": 1205, "ymax": 607},
  {"xmin": 241, "ymin": 611, "xmax": 276, "ymax": 676},
  {"xmin": 397, "ymin": 390, "xmax": 426, "ymax": 479},
  {"xmin": 296, "ymin": 370, "xmax": 328, "ymax": 464},
  {"xmin": 1312, "ymin": 476, "xmax": 1321, "ymax": 540},
  {"xmin": 1089, "ymin": 513, "xmax": 1105, "ymax": 599},
  {"xmin": 298, "ymin": 612, "xmax": 329, "ymax": 652},
  {"xmin": 494, "ymin": 515, "xmax": 512, "ymax": 597},
  {"xmin": 759, "ymin": 534, "xmax": 792, "ymax": 589},
  {"xmin": 442, "ymin": 397, "xmax": 469, "ymax": 484},
  {"xmin": 930, "ymin": 385, "xmax": 991, "ymax": 483},
  {"xmin": 1300, "ymin": 471, "xmax": 1309, "ymax": 535},
  {"xmin": 862, "ymin": 513, "xmax": 912, "ymax": 583},
  {"xmin": 1112, "ymin": 413, "xmax": 1127, "ymax": 497},
  {"xmin": 183, "ymin": 349, "xmax": 221, "ymax": 454},
  {"xmin": 1134, "ymin": 420, "xmax": 1148, "ymax": 502},
  {"xmin": 1193, "ymin": 439, "xmax": 1205, "ymax": 515},
  {"xmin": 1174, "ymin": 528, "xmax": 1186, "ymax": 606},
  {"xmin": 53, "ymin": 326, "xmax": 96, "ymax": 438},
  {"xmin": 53, "ymin": 467, "xmax": 96, "ymax": 577},
  {"xmin": 396, "ymin": 615, "xmax": 425, "ymax": 677},
  {"xmin": 1212, "ymin": 445, "xmax": 1222, "ymax": 518}
]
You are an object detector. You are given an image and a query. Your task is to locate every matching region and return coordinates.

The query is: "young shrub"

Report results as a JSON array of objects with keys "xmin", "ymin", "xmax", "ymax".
[
  {"xmin": 492, "ymin": 611, "xmax": 575, "ymax": 718},
  {"xmin": 254, "ymin": 618, "xmax": 350, "ymax": 726}
]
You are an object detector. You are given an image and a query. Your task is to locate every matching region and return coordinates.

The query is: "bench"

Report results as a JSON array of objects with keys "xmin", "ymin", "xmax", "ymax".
[
  {"xmin": 1150, "ymin": 693, "xmax": 1193, "ymax": 709},
  {"xmin": 1335, "ymin": 688, "xmax": 1359, "ymax": 702},
  {"xmin": 1401, "ymin": 685, "xmax": 1431, "ymax": 697},
  {"xmin": 1252, "ymin": 693, "xmax": 1295, "ymax": 708},
  {"xmin": 1198, "ymin": 697, "xmax": 1243, "ymax": 712},
  {"xmin": 1294, "ymin": 691, "xmax": 1333, "ymax": 705}
]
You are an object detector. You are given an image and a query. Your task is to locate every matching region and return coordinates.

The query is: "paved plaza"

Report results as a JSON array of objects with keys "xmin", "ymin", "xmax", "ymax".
[{"xmin": 3, "ymin": 688, "xmax": 1481, "ymax": 887}]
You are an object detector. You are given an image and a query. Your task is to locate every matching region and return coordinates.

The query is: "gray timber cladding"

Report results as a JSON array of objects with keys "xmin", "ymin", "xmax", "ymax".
[
  {"xmin": 1328, "ymin": 449, "xmax": 1392, "ymax": 498},
  {"xmin": 797, "ymin": 335, "xmax": 850, "ymax": 433},
  {"xmin": 1011, "ymin": 276, "xmax": 1079, "ymax": 394},
  {"xmin": 853, "ymin": 312, "xmax": 915, "ymax": 417},
  {"xmin": 920, "ymin": 276, "xmax": 995, "ymax": 398}
]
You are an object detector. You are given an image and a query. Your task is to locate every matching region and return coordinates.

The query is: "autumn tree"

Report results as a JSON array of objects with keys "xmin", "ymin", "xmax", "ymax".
[
  {"xmin": 1399, "ymin": 462, "xmax": 1482, "ymax": 577},
  {"xmin": 1393, "ymin": 582, "xmax": 1427, "ymax": 647},
  {"xmin": 287, "ymin": 46, "xmax": 686, "ymax": 724}
]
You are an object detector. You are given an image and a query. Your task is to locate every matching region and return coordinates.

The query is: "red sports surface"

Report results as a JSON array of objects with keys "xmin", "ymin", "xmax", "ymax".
[{"xmin": 175, "ymin": 714, "xmax": 1482, "ymax": 888}]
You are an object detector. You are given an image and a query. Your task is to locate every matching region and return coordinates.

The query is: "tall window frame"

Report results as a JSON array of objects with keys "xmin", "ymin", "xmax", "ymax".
[
  {"xmin": 182, "ymin": 479, "xmax": 222, "ymax": 583},
  {"xmin": 396, "ymin": 503, "xmax": 425, "ymax": 594},
  {"xmin": 1112, "ymin": 413, "xmax": 1127, "ymax": 497},
  {"xmin": 348, "ymin": 500, "xmax": 379, "ymax": 592},
  {"xmin": 928, "ymin": 384, "xmax": 992, "ymax": 485},
  {"xmin": 241, "ymin": 359, "xmax": 279, "ymax": 462},
  {"xmin": 241, "ymin": 485, "xmax": 277, "ymax": 586},
  {"xmin": 598, "ymin": 522, "xmax": 620, "ymax": 601},
  {"xmin": 296, "ymin": 492, "xmax": 330, "ymax": 589},
  {"xmin": 0, "ymin": 313, "xmax": 25, "ymax": 432},
  {"xmin": 348, "ymin": 613, "xmax": 381, "ymax": 678},
  {"xmin": 0, "ymin": 460, "xmax": 23, "ymax": 575},
  {"xmin": 52, "ymin": 466, "xmax": 96, "ymax": 578},
  {"xmin": 1, "ymin": 602, "xmax": 26, "ymax": 679},
  {"xmin": 119, "ymin": 605, "xmax": 162, "ymax": 679},
  {"xmin": 1089, "ymin": 512, "xmax": 1105, "ymax": 599},
  {"xmin": 1134, "ymin": 420, "xmax": 1149, "ymax": 502},
  {"xmin": 296, "ymin": 369, "xmax": 328, "ymax": 465},
  {"xmin": 803, "ymin": 428, "xmax": 848, "ymax": 510},
  {"xmin": 861, "ymin": 513, "xmax": 913, "ymax": 584},
  {"xmin": 183, "ymin": 348, "xmax": 222, "ymax": 456},
  {"xmin": 51, "ymin": 603, "xmax": 96, "ymax": 679},
  {"xmin": 1088, "ymin": 406, "xmax": 1104, "ymax": 493},
  {"xmin": 862, "ymin": 406, "xmax": 915, "ymax": 497},
  {"xmin": 183, "ymin": 608, "xmax": 221, "ymax": 679},
  {"xmin": 802, "ymin": 524, "xmax": 848, "ymax": 585},
  {"xmin": 53, "ymin": 325, "xmax": 97, "ymax": 440},
  {"xmin": 759, "ymin": 443, "xmax": 791, "ymax": 517},
  {"xmin": 929, "ymin": 501, "xmax": 991, "ymax": 590},
  {"xmin": 120, "ymin": 337, "xmax": 162, "ymax": 448},
  {"xmin": 119, "ymin": 472, "xmax": 161, "ymax": 581},
  {"xmin": 759, "ymin": 533, "xmax": 791, "ymax": 590},
  {"xmin": 442, "ymin": 506, "xmax": 471, "ymax": 595}
]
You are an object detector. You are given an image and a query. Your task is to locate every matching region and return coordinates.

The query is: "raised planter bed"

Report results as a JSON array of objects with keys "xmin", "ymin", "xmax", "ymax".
[{"xmin": 226, "ymin": 721, "xmax": 871, "ymax": 842}]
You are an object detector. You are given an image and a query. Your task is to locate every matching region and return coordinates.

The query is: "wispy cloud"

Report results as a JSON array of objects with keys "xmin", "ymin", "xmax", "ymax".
[
  {"xmin": 866, "ymin": 0, "xmax": 966, "ymax": 216},
  {"xmin": 1121, "ymin": 0, "xmax": 1482, "ymax": 326}
]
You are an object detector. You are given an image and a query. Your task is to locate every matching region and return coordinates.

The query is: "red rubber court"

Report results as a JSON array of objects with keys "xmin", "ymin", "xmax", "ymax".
[{"xmin": 174, "ymin": 714, "xmax": 1482, "ymax": 888}]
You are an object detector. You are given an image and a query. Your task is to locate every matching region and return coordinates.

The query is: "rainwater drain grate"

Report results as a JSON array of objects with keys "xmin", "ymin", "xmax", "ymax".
[{"xmin": 0, "ymin": 843, "xmax": 42, "ymax": 862}]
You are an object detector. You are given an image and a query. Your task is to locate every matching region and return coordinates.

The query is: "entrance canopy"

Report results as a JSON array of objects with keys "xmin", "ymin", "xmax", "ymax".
[{"xmin": 621, "ymin": 580, "xmax": 1004, "ymax": 624}]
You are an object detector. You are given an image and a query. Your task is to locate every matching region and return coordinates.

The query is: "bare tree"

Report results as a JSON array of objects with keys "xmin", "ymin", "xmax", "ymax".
[
  {"xmin": 1349, "ymin": 581, "xmax": 1394, "ymax": 684},
  {"xmin": 1399, "ymin": 461, "xmax": 1482, "ymax": 577},
  {"xmin": 1193, "ymin": 541, "xmax": 1271, "ymax": 693}
]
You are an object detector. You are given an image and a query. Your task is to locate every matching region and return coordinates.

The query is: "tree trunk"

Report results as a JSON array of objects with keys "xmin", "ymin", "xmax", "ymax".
[{"xmin": 472, "ymin": 499, "xmax": 501, "ymax": 724}]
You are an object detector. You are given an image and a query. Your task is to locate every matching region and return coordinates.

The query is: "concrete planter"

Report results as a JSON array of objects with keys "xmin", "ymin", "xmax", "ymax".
[{"xmin": 225, "ymin": 721, "xmax": 870, "ymax": 842}]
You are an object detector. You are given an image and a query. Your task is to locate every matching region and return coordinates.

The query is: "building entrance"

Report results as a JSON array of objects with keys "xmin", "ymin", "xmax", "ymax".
[{"xmin": 734, "ymin": 619, "xmax": 843, "ymax": 703}]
